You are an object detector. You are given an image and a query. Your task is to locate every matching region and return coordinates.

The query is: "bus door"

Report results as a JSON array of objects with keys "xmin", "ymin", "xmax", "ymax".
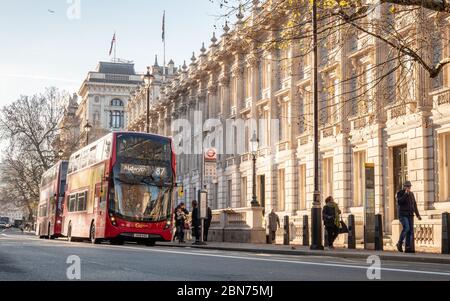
[{"xmin": 94, "ymin": 182, "xmax": 108, "ymax": 236}]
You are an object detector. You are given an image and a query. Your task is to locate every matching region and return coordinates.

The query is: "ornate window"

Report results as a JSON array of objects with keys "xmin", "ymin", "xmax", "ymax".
[
  {"xmin": 280, "ymin": 47, "xmax": 290, "ymax": 81},
  {"xmin": 322, "ymin": 157, "xmax": 334, "ymax": 200},
  {"xmin": 432, "ymin": 38, "xmax": 444, "ymax": 90},
  {"xmin": 110, "ymin": 99, "xmax": 124, "ymax": 129},
  {"xmin": 262, "ymin": 58, "xmax": 271, "ymax": 89},
  {"xmin": 298, "ymin": 164, "xmax": 307, "ymax": 210},
  {"xmin": 352, "ymin": 150, "xmax": 367, "ymax": 207},
  {"xmin": 241, "ymin": 177, "xmax": 247, "ymax": 207},
  {"xmin": 439, "ymin": 132, "xmax": 450, "ymax": 202},
  {"xmin": 244, "ymin": 67, "xmax": 252, "ymax": 99},
  {"xmin": 277, "ymin": 169, "xmax": 286, "ymax": 211},
  {"xmin": 110, "ymin": 111, "xmax": 124, "ymax": 129},
  {"xmin": 111, "ymin": 99, "xmax": 124, "ymax": 107}
]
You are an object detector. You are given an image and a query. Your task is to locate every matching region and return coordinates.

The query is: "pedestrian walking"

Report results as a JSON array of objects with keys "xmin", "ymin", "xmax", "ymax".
[
  {"xmin": 396, "ymin": 181, "xmax": 422, "ymax": 253},
  {"xmin": 322, "ymin": 196, "xmax": 341, "ymax": 249},
  {"xmin": 174, "ymin": 203, "xmax": 189, "ymax": 243},
  {"xmin": 203, "ymin": 207, "xmax": 212, "ymax": 242},
  {"xmin": 191, "ymin": 200, "xmax": 201, "ymax": 244},
  {"xmin": 267, "ymin": 209, "xmax": 280, "ymax": 244}
]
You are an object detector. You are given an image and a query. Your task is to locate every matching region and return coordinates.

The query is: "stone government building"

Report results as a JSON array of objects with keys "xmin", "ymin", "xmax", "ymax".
[
  {"xmin": 123, "ymin": 1, "xmax": 450, "ymax": 249},
  {"xmin": 57, "ymin": 61, "xmax": 143, "ymax": 156}
]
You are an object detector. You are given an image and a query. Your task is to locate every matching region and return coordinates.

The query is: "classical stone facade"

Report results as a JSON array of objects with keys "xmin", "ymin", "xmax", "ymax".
[
  {"xmin": 77, "ymin": 61, "xmax": 142, "ymax": 144},
  {"xmin": 127, "ymin": 57, "xmax": 178, "ymax": 132},
  {"xmin": 126, "ymin": 1, "xmax": 450, "ymax": 248}
]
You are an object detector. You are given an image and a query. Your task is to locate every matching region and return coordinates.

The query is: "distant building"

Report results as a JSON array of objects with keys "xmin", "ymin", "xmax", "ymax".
[
  {"xmin": 76, "ymin": 61, "xmax": 142, "ymax": 144},
  {"xmin": 0, "ymin": 203, "xmax": 26, "ymax": 223}
]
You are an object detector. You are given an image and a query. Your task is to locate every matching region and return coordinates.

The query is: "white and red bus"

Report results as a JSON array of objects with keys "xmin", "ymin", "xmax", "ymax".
[
  {"xmin": 61, "ymin": 132, "xmax": 176, "ymax": 245},
  {"xmin": 36, "ymin": 161, "xmax": 69, "ymax": 239}
]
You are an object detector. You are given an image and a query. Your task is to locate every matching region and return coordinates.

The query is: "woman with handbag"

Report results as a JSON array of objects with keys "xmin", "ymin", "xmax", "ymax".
[
  {"xmin": 175, "ymin": 203, "xmax": 189, "ymax": 243},
  {"xmin": 322, "ymin": 196, "xmax": 342, "ymax": 250}
]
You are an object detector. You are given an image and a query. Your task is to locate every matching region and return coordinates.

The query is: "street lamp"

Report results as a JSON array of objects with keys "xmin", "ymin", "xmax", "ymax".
[
  {"xmin": 84, "ymin": 120, "xmax": 92, "ymax": 146},
  {"xmin": 250, "ymin": 131, "xmax": 260, "ymax": 207},
  {"xmin": 310, "ymin": 0, "xmax": 324, "ymax": 250},
  {"xmin": 142, "ymin": 66, "xmax": 155, "ymax": 134}
]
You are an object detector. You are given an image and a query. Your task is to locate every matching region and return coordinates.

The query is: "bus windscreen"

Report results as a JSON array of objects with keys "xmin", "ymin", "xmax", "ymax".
[{"xmin": 110, "ymin": 134, "xmax": 173, "ymax": 222}]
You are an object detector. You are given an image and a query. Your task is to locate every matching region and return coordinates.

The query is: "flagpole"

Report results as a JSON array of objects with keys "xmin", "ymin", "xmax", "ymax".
[
  {"xmin": 114, "ymin": 31, "xmax": 117, "ymax": 63},
  {"xmin": 163, "ymin": 11, "xmax": 166, "ymax": 82}
]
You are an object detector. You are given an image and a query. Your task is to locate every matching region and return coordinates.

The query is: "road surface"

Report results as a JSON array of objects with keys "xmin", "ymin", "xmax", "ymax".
[{"xmin": 1, "ymin": 228, "xmax": 450, "ymax": 281}]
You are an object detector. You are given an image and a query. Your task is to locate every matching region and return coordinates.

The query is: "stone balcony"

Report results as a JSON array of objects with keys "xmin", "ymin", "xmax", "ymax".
[
  {"xmin": 257, "ymin": 147, "xmax": 271, "ymax": 158},
  {"xmin": 276, "ymin": 140, "xmax": 291, "ymax": 152},
  {"xmin": 297, "ymin": 132, "xmax": 311, "ymax": 148},
  {"xmin": 387, "ymin": 101, "xmax": 417, "ymax": 120},
  {"xmin": 349, "ymin": 113, "xmax": 374, "ymax": 131},
  {"xmin": 320, "ymin": 124, "xmax": 341, "ymax": 140},
  {"xmin": 209, "ymin": 207, "xmax": 266, "ymax": 243},
  {"xmin": 432, "ymin": 87, "xmax": 450, "ymax": 108}
]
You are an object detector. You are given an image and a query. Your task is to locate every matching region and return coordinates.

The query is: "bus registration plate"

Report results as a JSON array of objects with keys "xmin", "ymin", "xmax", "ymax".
[{"xmin": 134, "ymin": 234, "xmax": 149, "ymax": 239}]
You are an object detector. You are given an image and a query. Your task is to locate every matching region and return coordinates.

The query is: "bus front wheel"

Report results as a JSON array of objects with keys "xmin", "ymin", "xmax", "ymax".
[
  {"xmin": 90, "ymin": 224, "xmax": 100, "ymax": 244},
  {"xmin": 47, "ymin": 223, "xmax": 52, "ymax": 239},
  {"xmin": 67, "ymin": 224, "xmax": 73, "ymax": 242}
]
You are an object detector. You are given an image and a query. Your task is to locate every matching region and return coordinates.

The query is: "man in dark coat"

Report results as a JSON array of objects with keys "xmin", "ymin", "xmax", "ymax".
[
  {"xmin": 191, "ymin": 200, "xmax": 201, "ymax": 244},
  {"xmin": 203, "ymin": 207, "xmax": 212, "ymax": 242},
  {"xmin": 396, "ymin": 181, "xmax": 421, "ymax": 253},
  {"xmin": 267, "ymin": 209, "xmax": 280, "ymax": 244}
]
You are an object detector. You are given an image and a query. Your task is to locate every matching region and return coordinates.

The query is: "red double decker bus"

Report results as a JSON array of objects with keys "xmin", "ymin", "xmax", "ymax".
[
  {"xmin": 61, "ymin": 132, "xmax": 175, "ymax": 246},
  {"xmin": 36, "ymin": 161, "xmax": 69, "ymax": 239}
]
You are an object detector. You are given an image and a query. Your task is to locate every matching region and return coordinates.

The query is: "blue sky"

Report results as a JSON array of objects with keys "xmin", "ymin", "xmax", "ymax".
[{"xmin": 0, "ymin": 0, "xmax": 227, "ymax": 105}]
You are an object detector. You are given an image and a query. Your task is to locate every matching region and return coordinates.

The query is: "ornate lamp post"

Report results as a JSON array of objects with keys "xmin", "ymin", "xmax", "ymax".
[
  {"xmin": 142, "ymin": 66, "xmax": 155, "ymax": 134},
  {"xmin": 250, "ymin": 131, "xmax": 260, "ymax": 207},
  {"xmin": 84, "ymin": 120, "xmax": 92, "ymax": 146},
  {"xmin": 58, "ymin": 149, "xmax": 64, "ymax": 160},
  {"xmin": 310, "ymin": 0, "xmax": 324, "ymax": 250}
]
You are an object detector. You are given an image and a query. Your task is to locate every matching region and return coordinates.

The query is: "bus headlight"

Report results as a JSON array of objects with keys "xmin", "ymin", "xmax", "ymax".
[
  {"xmin": 164, "ymin": 220, "xmax": 171, "ymax": 229},
  {"xmin": 110, "ymin": 215, "xmax": 117, "ymax": 227}
]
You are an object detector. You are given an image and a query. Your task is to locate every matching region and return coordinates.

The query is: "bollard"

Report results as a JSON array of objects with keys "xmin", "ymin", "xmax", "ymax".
[
  {"xmin": 283, "ymin": 216, "xmax": 290, "ymax": 245},
  {"xmin": 374, "ymin": 214, "xmax": 384, "ymax": 251},
  {"xmin": 443, "ymin": 212, "xmax": 450, "ymax": 254},
  {"xmin": 302, "ymin": 215, "xmax": 309, "ymax": 246},
  {"xmin": 347, "ymin": 214, "xmax": 356, "ymax": 249},
  {"xmin": 410, "ymin": 217, "xmax": 416, "ymax": 253}
]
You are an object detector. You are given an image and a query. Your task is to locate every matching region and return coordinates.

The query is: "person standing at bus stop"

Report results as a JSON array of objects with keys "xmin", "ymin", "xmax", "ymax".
[
  {"xmin": 203, "ymin": 206, "xmax": 212, "ymax": 242},
  {"xmin": 191, "ymin": 200, "xmax": 201, "ymax": 244},
  {"xmin": 175, "ymin": 203, "xmax": 189, "ymax": 243}
]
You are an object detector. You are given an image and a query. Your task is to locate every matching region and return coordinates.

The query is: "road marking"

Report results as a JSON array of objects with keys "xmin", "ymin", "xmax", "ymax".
[
  {"xmin": 106, "ymin": 245, "xmax": 450, "ymax": 277},
  {"xmin": 3, "ymin": 234, "xmax": 450, "ymax": 277}
]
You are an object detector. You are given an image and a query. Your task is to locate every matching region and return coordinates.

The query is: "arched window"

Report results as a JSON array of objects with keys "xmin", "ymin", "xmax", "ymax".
[
  {"xmin": 111, "ymin": 99, "xmax": 124, "ymax": 107},
  {"xmin": 110, "ymin": 111, "xmax": 124, "ymax": 129}
]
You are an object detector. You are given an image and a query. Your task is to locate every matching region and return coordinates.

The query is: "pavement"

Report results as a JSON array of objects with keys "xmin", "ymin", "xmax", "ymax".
[
  {"xmin": 1, "ymin": 228, "xmax": 450, "ymax": 281},
  {"xmin": 158, "ymin": 240, "xmax": 450, "ymax": 265}
]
